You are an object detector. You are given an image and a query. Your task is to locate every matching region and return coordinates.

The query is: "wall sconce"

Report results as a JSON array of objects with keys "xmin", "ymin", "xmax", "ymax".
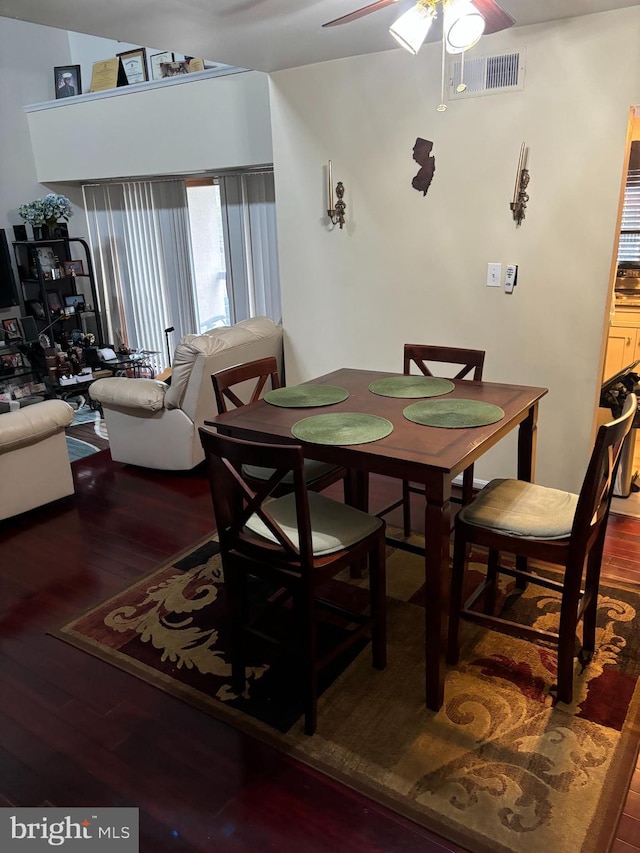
[
  {"xmin": 510, "ymin": 142, "xmax": 530, "ymax": 226},
  {"xmin": 327, "ymin": 160, "xmax": 346, "ymax": 229}
]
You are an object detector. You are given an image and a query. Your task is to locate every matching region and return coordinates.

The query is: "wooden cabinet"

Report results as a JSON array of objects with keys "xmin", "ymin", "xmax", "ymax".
[{"xmin": 604, "ymin": 311, "xmax": 640, "ymax": 380}]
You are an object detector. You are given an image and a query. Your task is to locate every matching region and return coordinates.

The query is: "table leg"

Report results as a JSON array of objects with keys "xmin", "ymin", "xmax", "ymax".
[
  {"xmin": 346, "ymin": 469, "xmax": 369, "ymax": 579},
  {"xmin": 424, "ymin": 478, "xmax": 452, "ymax": 711},
  {"xmin": 515, "ymin": 403, "xmax": 539, "ymax": 588}
]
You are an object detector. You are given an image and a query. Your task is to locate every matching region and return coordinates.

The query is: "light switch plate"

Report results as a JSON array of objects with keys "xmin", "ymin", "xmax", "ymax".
[
  {"xmin": 487, "ymin": 262, "xmax": 502, "ymax": 287},
  {"xmin": 504, "ymin": 264, "xmax": 518, "ymax": 293}
]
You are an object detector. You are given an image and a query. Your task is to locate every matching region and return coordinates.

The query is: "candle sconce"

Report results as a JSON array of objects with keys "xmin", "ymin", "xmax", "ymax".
[
  {"xmin": 326, "ymin": 160, "xmax": 346, "ymax": 229},
  {"xmin": 328, "ymin": 182, "xmax": 346, "ymax": 229},
  {"xmin": 510, "ymin": 142, "xmax": 530, "ymax": 227}
]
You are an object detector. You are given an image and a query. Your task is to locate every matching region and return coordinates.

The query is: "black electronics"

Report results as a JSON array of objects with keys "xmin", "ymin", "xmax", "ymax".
[
  {"xmin": 0, "ymin": 229, "xmax": 19, "ymax": 309},
  {"xmin": 19, "ymin": 316, "xmax": 38, "ymax": 342}
]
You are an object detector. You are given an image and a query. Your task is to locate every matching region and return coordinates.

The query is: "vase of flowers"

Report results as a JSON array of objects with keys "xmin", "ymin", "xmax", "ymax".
[{"xmin": 18, "ymin": 193, "xmax": 74, "ymax": 240}]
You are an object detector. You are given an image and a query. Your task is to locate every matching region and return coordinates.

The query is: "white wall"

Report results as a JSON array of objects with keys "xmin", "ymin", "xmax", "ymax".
[
  {"xmin": 269, "ymin": 7, "xmax": 640, "ymax": 493},
  {"xmin": 0, "ymin": 17, "xmax": 78, "ymax": 325},
  {"xmin": 26, "ymin": 70, "xmax": 272, "ymax": 182}
]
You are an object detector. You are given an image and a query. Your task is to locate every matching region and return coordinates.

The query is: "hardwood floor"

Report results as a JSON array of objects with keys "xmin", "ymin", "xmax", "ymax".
[{"xmin": 1, "ymin": 452, "xmax": 639, "ymax": 852}]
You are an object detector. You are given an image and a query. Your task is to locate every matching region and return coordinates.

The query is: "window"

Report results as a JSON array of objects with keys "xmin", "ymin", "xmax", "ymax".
[
  {"xmin": 618, "ymin": 141, "xmax": 640, "ymax": 264},
  {"xmin": 84, "ymin": 171, "xmax": 281, "ymax": 369}
]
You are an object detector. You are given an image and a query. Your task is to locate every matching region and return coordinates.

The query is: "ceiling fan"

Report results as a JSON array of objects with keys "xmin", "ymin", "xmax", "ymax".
[
  {"xmin": 323, "ymin": 0, "xmax": 515, "ymax": 37},
  {"xmin": 323, "ymin": 1, "xmax": 516, "ymax": 108}
]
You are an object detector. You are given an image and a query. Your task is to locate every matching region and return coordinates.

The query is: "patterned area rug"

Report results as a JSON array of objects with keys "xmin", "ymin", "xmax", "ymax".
[
  {"xmin": 53, "ymin": 534, "xmax": 640, "ymax": 853},
  {"xmin": 65, "ymin": 404, "xmax": 109, "ymax": 460}
]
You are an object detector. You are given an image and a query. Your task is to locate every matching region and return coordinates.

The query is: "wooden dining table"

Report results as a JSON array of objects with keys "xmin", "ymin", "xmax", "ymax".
[{"xmin": 205, "ymin": 367, "xmax": 548, "ymax": 712}]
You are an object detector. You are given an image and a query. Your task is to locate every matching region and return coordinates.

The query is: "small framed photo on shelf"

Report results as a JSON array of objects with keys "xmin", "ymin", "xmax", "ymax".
[
  {"xmin": 26, "ymin": 300, "xmax": 45, "ymax": 319},
  {"xmin": 117, "ymin": 48, "xmax": 148, "ymax": 84},
  {"xmin": 160, "ymin": 60, "xmax": 190, "ymax": 78},
  {"xmin": 33, "ymin": 245, "xmax": 58, "ymax": 279},
  {"xmin": 13, "ymin": 224, "xmax": 27, "ymax": 242},
  {"xmin": 64, "ymin": 294, "xmax": 85, "ymax": 312},
  {"xmin": 1, "ymin": 318, "xmax": 21, "ymax": 340},
  {"xmin": 54, "ymin": 64, "xmax": 81, "ymax": 99},
  {"xmin": 1, "ymin": 352, "xmax": 23, "ymax": 373},
  {"xmin": 150, "ymin": 51, "xmax": 173, "ymax": 81},
  {"xmin": 63, "ymin": 260, "xmax": 85, "ymax": 276},
  {"xmin": 47, "ymin": 291, "xmax": 63, "ymax": 316}
]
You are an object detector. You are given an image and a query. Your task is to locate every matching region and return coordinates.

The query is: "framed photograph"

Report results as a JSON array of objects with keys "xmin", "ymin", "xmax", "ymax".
[
  {"xmin": 160, "ymin": 61, "xmax": 190, "ymax": 78},
  {"xmin": 47, "ymin": 291, "xmax": 63, "ymax": 316},
  {"xmin": 150, "ymin": 51, "xmax": 173, "ymax": 81},
  {"xmin": 13, "ymin": 225, "xmax": 27, "ymax": 242},
  {"xmin": 63, "ymin": 260, "xmax": 85, "ymax": 276},
  {"xmin": 26, "ymin": 300, "xmax": 45, "ymax": 319},
  {"xmin": 33, "ymin": 245, "xmax": 58, "ymax": 279},
  {"xmin": 2, "ymin": 318, "xmax": 21, "ymax": 339},
  {"xmin": 117, "ymin": 48, "xmax": 148, "ymax": 84},
  {"xmin": 54, "ymin": 64, "xmax": 81, "ymax": 99},
  {"xmin": 1, "ymin": 352, "xmax": 23, "ymax": 371},
  {"xmin": 64, "ymin": 294, "xmax": 85, "ymax": 312}
]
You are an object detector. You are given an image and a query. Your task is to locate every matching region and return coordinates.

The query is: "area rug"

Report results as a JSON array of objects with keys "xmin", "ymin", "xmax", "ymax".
[
  {"xmin": 52, "ymin": 533, "xmax": 640, "ymax": 853},
  {"xmin": 65, "ymin": 404, "xmax": 109, "ymax": 460}
]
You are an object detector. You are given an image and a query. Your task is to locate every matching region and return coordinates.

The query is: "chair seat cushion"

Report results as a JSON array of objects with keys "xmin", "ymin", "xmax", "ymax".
[
  {"xmin": 458, "ymin": 478, "xmax": 578, "ymax": 540},
  {"xmin": 246, "ymin": 491, "xmax": 383, "ymax": 556},
  {"xmin": 243, "ymin": 459, "xmax": 339, "ymax": 485}
]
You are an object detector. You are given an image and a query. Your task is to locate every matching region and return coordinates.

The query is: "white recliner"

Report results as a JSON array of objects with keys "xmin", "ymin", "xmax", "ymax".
[
  {"xmin": 89, "ymin": 317, "xmax": 284, "ymax": 470},
  {"xmin": 0, "ymin": 399, "xmax": 74, "ymax": 520}
]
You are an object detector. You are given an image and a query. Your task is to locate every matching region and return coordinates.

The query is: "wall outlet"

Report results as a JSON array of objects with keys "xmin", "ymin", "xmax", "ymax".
[
  {"xmin": 505, "ymin": 264, "xmax": 518, "ymax": 293},
  {"xmin": 487, "ymin": 262, "xmax": 502, "ymax": 287}
]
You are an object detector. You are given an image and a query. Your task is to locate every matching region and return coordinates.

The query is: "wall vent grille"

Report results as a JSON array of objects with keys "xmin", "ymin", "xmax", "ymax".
[{"xmin": 449, "ymin": 49, "xmax": 525, "ymax": 99}]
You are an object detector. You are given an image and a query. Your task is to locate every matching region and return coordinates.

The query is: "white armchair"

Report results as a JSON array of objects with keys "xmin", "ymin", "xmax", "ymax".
[
  {"xmin": 0, "ymin": 399, "xmax": 74, "ymax": 520},
  {"xmin": 89, "ymin": 317, "xmax": 284, "ymax": 470}
]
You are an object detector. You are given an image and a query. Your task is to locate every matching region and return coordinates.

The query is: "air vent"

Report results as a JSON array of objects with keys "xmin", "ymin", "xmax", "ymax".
[{"xmin": 448, "ymin": 49, "xmax": 525, "ymax": 100}]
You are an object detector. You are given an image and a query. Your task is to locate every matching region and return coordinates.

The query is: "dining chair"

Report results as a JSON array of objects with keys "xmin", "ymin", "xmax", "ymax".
[
  {"xmin": 446, "ymin": 393, "xmax": 637, "ymax": 705},
  {"xmin": 378, "ymin": 344, "xmax": 486, "ymax": 536},
  {"xmin": 212, "ymin": 356, "xmax": 348, "ymax": 496},
  {"xmin": 199, "ymin": 428, "xmax": 387, "ymax": 735}
]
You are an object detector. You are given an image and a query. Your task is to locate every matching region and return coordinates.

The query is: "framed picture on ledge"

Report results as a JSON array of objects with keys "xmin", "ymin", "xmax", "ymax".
[
  {"xmin": 117, "ymin": 48, "xmax": 148, "ymax": 84},
  {"xmin": 54, "ymin": 65, "xmax": 81, "ymax": 99},
  {"xmin": 150, "ymin": 51, "xmax": 173, "ymax": 81}
]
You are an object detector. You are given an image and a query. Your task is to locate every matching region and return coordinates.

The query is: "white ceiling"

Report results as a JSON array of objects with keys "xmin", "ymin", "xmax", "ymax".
[{"xmin": 1, "ymin": 0, "xmax": 639, "ymax": 73}]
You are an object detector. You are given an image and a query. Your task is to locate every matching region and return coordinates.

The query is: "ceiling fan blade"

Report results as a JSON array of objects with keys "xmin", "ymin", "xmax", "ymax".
[
  {"xmin": 470, "ymin": 0, "xmax": 515, "ymax": 35},
  {"xmin": 322, "ymin": 0, "xmax": 402, "ymax": 28}
]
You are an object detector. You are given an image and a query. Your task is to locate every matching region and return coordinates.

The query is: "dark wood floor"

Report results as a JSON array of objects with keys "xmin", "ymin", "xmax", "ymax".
[{"xmin": 1, "ymin": 451, "xmax": 639, "ymax": 852}]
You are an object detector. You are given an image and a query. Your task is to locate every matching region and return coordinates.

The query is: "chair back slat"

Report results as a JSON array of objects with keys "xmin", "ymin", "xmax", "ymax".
[
  {"xmin": 569, "ymin": 393, "xmax": 636, "ymax": 557},
  {"xmin": 403, "ymin": 344, "xmax": 485, "ymax": 381},
  {"xmin": 212, "ymin": 356, "xmax": 281, "ymax": 414},
  {"xmin": 199, "ymin": 428, "xmax": 314, "ymax": 566}
]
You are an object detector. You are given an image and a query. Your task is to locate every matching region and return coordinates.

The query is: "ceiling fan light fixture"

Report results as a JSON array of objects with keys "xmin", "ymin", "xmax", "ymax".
[
  {"xmin": 389, "ymin": 3, "xmax": 436, "ymax": 55},
  {"xmin": 443, "ymin": 0, "xmax": 485, "ymax": 54}
]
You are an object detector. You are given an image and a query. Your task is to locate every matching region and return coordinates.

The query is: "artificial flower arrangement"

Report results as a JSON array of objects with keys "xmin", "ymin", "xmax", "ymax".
[{"xmin": 18, "ymin": 193, "xmax": 74, "ymax": 228}]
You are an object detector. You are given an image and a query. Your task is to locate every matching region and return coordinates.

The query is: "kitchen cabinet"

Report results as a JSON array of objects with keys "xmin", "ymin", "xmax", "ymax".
[{"xmin": 604, "ymin": 325, "xmax": 640, "ymax": 380}]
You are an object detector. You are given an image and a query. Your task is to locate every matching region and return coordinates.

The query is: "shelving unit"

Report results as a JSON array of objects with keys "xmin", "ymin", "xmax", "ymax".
[{"xmin": 12, "ymin": 236, "xmax": 103, "ymax": 347}]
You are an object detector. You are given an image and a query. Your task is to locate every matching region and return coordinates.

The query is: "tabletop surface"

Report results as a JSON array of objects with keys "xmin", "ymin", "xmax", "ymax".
[{"xmin": 206, "ymin": 368, "xmax": 548, "ymax": 480}]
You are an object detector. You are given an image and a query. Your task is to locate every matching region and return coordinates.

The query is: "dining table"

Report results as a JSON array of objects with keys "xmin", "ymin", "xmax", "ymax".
[{"xmin": 205, "ymin": 367, "xmax": 548, "ymax": 712}]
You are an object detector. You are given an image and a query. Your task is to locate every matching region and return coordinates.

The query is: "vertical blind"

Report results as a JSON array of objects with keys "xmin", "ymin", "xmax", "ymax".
[
  {"xmin": 219, "ymin": 172, "xmax": 282, "ymax": 324},
  {"xmin": 83, "ymin": 171, "xmax": 281, "ymax": 367},
  {"xmin": 83, "ymin": 180, "xmax": 197, "ymax": 364},
  {"xmin": 618, "ymin": 141, "xmax": 640, "ymax": 264}
]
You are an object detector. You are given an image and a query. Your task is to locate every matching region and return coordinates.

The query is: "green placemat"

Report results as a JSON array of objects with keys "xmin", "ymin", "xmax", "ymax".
[
  {"xmin": 369, "ymin": 376, "xmax": 454, "ymax": 399},
  {"xmin": 264, "ymin": 385, "xmax": 349, "ymax": 408},
  {"xmin": 291, "ymin": 413, "xmax": 393, "ymax": 445},
  {"xmin": 403, "ymin": 399, "xmax": 505, "ymax": 428}
]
